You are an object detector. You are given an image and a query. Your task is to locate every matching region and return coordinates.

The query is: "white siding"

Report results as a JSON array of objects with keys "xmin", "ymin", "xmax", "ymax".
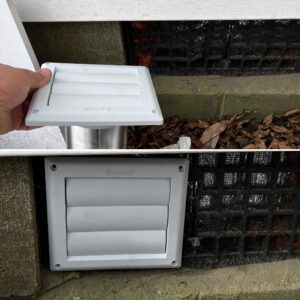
[{"xmin": 14, "ymin": 0, "xmax": 300, "ymax": 22}]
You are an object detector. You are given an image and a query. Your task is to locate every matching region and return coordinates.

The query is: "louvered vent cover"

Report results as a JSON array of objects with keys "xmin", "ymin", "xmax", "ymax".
[
  {"xmin": 45, "ymin": 157, "xmax": 189, "ymax": 270},
  {"xmin": 26, "ymin": 63, "xmax": 163, "ymax": 127}
]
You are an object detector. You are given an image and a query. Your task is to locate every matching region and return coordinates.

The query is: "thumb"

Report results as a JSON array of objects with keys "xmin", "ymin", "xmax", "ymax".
[{"xmin": 27, "ymin": 68, "xmax": 52, "ymax": 89}]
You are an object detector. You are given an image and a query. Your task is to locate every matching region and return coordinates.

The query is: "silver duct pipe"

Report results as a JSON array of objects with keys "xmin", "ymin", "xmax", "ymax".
[{"xmin": 65, "ymin": 126, "xmax": 128, "ymax": 149}]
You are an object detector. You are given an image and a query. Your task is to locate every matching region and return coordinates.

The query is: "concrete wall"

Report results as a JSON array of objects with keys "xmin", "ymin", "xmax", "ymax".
[
  {"xmin": 0, "ymin": 158, "xmax": 40, "ymax": 298},
  {"xmin": 24, "ymin": 22, "xmax": 125, "ymax": 65}
]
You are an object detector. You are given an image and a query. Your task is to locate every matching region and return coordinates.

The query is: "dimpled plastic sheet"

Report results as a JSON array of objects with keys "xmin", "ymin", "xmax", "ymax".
[{"xmin": 124, "ymin": 21, "xmax": 300, "ymax": 76}]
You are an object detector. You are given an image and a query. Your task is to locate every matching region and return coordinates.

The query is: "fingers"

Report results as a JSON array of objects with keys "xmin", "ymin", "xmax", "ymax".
[
  {"xmin": 0, "ymin": 65, "xmax": 51, "ymax": 134},
  {"xmin": 0, "ymin": 64, "xmax": 52, "ymax": 90},
  {"xmin": 25, "ymin": 68, "xmax": 52, "ymax": 89}
]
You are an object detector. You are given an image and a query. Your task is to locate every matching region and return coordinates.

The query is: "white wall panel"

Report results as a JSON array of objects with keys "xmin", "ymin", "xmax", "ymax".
[
  {"xmin": 14, "ymin": 0, "xmax": 300, "ymax": 22},
  {"xmin": 0, "ymin": 0, "xmax": 38, "ymax": 69},
  {"xmin": 0, "ymin": 0, "xmax": 66, "ymax": 150}
]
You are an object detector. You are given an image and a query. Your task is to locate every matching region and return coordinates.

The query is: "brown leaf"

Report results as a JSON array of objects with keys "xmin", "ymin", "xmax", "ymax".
[
  {"xmin": 192, "ymin": 139, "xmax": 203, "ymax": 148},
  {"xmin": 240, "ymin": 130, "xmax": 253, "ymax": 139},
  {"xmin": 278, "ymin": 141, "xmax": 292, "ymax": 149},
  {"xmin": 185, "ymin": 120, "xmax": 210, "ymax": 130},
  {"xmin": 185, "ymin": 122, "xmax": 200, "ymax": 130},
  {"xmin": 228, "ymin": 109, "xmax": 255, "ymax": 124},
  {"xmin": 147, "ymin": 126, "xmax": 164, "ymax": 135},
  {"xmin": 235, "ymin": 135, "xmax": 250, "ymax": 147},
  {"xmin": 148, "ymin": 142, "xmax": 161, "ymax": 148},
  {"xmin": 197, "ymin": 121, "xmax": 211, "ymax": 129},
  {"xmin": 285, "ymin": 109, "xmax": 300, "ymax": 117},
  {"xmin": 254, "ymin": 139, "xmax": 267, "ymax": 149},
  {"xmin": 269, "ymin": 139, "xmax": 280, "ymax": 149},
  {"xmin": 244, "ymin": 144, "xmax": 257, "ymax": 149},
  {"xmin": 235, "ymin": 119, "xmax": 251, "ymax": 130},
  {"xmin": 270, "ymin": 124, "xmax": 289, "ymax": 133},
  {"xmin": 263, "ymin": 114, "xmax": 273, "ymax": 126},
  {"xmin": 200, "ymin": 121, "xmax": 228, "ymax": 149},
  {"xmin": 253, "ymin": 129, "xmax": 270, "ymax": 139},
  {"xmin": 288, "ymin": 116, "xmax": 300, "ymax": 124},
  {"xmin": 244, "ymin": 139, "xmax": 266, "ymax": 149}
]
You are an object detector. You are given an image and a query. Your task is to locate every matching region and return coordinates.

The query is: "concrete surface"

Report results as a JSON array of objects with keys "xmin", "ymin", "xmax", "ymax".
[
  {"xmin": 0, "ymin": 158, "xmax": 40, "ymax": 297},
  {"xmin": 37, "ymin": 259, "xmax": 300, "ymax": 299},
  {"xmin": 24, "ymin": 22, "xmax": 125, "ymax": 65},
  {"xmin": 0, "ymin": 127, "xmax": 66, "ymax": 149},
  {"xmin": 153, "ymin": 75, "xmax": 300, "ymax": 120}
]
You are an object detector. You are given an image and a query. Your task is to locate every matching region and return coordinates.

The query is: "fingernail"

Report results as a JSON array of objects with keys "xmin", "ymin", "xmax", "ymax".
[{"xmin": 39, "ymin": 68, "xmax": 52, "ymax": 78}]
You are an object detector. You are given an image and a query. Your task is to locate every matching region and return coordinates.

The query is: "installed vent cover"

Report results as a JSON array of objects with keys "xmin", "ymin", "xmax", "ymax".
[
  {"xmin": 45, "ymin": 157, "xmax": 189, "ymax": 270},
  {"xmin": 26, "ymin": 63, "xmax": 163, "ymax": 127}
]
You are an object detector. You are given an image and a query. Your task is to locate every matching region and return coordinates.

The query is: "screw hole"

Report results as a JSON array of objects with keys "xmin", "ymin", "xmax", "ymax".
[
  {"xmin": 179, "ymin": 165, "xmax": 184, "ymax": 172},
  {"xmin": 50, "ymin": 164, "xmax": 57, "ymax": 171},
  {"xmin": 32, "ymin": 109, "xmax": 39, "ymax": 114},
  {"xmin": 171, "ymin": 260, "xmax": 177, "ymax": 266},
  {"xmin": 55, "ymin": 264, "xmax": 60, "ymax": 268},
  {"xmin": 152, "ymin": 109, "xmax": 156, "ymax": 114}
]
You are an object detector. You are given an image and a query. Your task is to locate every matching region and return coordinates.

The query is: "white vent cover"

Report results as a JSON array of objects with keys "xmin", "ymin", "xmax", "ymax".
[
  {"xmin": 26, "ymin": 63, "xmax": 163, "ymax": 127},
  {"xmin": 45, "ymin": 157, "xmax": 189, "ymax": 270}
]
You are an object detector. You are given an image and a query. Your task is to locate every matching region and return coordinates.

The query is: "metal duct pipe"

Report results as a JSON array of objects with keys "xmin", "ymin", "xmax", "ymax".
[{"xmin": 65, "ymin": 126, "xmax": 127, "ymax": 149}]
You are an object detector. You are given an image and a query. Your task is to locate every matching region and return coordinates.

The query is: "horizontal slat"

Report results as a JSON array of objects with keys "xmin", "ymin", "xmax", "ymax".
[
  {"xmin": 49, "ymin": 94, "xmax": 143, "ymax": 108},
  {"xmin": 14, "ymin": 0, "xmax": 300, "ymax": 22},
  {"xmin": 67, "ymin": 206, "xmax": 168, "ymax": 232},
  {"xmin": 55, "ymin": 71, "xmax": 139, "ymax": 84},
  {"xmin": 55, "ymin": 65, "xmax": 140, "ymax": 76},
  {"xmin": 51, "ymin": 82, "xmax": 141, "ymax": 96},
  {"xmin": 66, "ymin": 178, "xmax": 170, "ymax": 206},
  {"xmin": 67, "ymin": 230, "xmax": 166, "ymax": 255}
]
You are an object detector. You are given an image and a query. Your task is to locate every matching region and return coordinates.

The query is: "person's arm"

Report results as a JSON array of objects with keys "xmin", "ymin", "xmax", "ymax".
[{"xmin": 0, "ymin": 64, "xmax": 52, "ymax": 135}]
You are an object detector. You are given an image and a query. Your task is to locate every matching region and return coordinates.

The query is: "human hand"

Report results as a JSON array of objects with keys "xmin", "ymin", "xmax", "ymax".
[{"xmin": 0, "ymin": 64, "xmax": 52, "ymax": 135}]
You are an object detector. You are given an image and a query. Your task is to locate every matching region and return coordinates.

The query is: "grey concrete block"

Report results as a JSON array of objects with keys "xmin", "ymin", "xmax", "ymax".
[
  {"xmin": 158, "ymin": 94, "xmax": 223, "ymax": 120},
  {"xmin": 153, "ymin": 76, "xmax": 224, "ymax": 120},
  {"xmin": 24, "ymin": 22, "xmax": 125, "ymax": 65},
  {"xmin": 0, "ymin": 158, "xmax": 40, "ymax": 297},
  {"xmin": 153, "ymin": 75, "xmax": 300, "ymax": 120},
  {"xmin": 223, "ymin": 94, "xmax": 300, "ymax": 118}
]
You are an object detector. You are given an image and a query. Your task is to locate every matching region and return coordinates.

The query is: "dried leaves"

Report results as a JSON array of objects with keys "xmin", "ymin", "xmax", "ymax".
[
  {"xmin": 198, "ymin": 121, "xmax": 228, "ymax": 149},
  {"xmin": 127, "ymin": 109, "xmax": 300, "ymax": 149}
]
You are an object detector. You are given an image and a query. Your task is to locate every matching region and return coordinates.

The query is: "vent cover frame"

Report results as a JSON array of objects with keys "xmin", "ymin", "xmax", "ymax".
[{"xmin": 45, "ymin": 157, "xmax": 189, "ymax": 270}]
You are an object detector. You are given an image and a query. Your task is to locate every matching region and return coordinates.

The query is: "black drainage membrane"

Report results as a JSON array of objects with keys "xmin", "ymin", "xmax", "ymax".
[
  {"xmin": 123, "ymin": 21, "xmax": 300, "ymax": 76},
  {"xmin": 183, "ymin": 152, "xmax": 300, "ymax": 268}
]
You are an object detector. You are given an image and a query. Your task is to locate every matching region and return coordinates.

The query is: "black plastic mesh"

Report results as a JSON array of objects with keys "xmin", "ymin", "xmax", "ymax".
[
  {"xmin": 124, "ymin": 21, "xmax": 300, "ymax": 75},
  {"xmin": 183, "ymin": 152, "xmax": 300, "ymax": 268}
]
